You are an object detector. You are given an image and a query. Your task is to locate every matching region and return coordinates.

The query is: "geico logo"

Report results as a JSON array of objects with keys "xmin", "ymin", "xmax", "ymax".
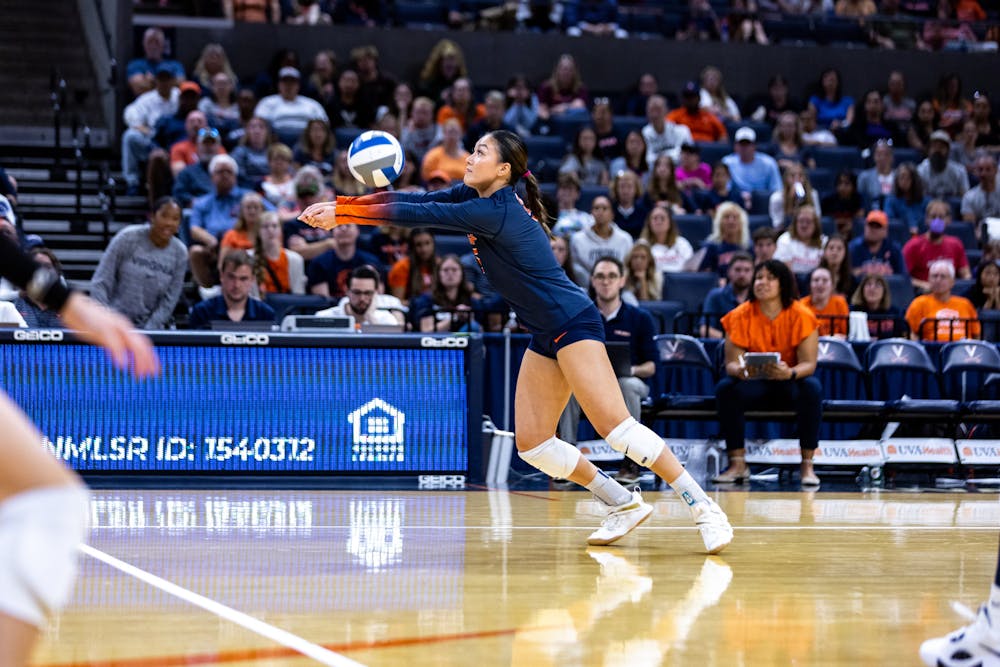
[
  {"xmin": 13, "ymin": 330, "xmax": 65, "ymax": 342},
  {"xmin": 220, "ymin": 333, "xmax": 270, "ymax": 345},
  {"xmin": 420, "ymin": 336, "xmax": 468, "ymax": 348}
]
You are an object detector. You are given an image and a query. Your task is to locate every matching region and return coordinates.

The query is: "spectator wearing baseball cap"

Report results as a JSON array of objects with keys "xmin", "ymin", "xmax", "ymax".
[
  {"xmin": 722, "ymin": 126, "xmax": 782, "ymax": 196},
  {"xmin": 849, "ymin": 209, "xmax": 907, "ymax": 277},
  {"xmin": 121, "ymin": 60, "xmax": 181, "ymax": 194},
  {"xmin": 917, "ymin": 129, "xmax": 970, "ymax": 199},
  {"xmin": 172, "ymin": 126, "xmax": 227, "ymax": 208},
  {"xmin": 254, "ymin": 67, "xmax": 329, "ymax": 146},
  {"xmin": 667, "ymin": 81, "xmax": 727, "ymax": 143}
]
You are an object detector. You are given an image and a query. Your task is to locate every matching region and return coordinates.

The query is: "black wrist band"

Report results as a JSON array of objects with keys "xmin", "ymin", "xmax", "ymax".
[{"xmin": 27, "ymin": 266, "xmax": 72, "ymax": 312}]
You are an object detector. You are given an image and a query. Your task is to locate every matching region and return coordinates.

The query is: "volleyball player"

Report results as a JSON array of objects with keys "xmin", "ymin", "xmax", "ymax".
[
  {"xmin": 920, "ymin": 547, "xmax": 1000, "ymax": 666},
  {"xmin": 0, "ymin": 234, "xmax": 159, "ymax": 666},
  {"xmin": 301, "ymin": 130, "xmax": 732, "ymax": 553}
]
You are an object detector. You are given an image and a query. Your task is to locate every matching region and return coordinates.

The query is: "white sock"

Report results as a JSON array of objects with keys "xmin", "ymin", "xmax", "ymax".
[
  {"xmin": 586, "ymin": 469, "xmax": 634, "ymax": 507},
  {"xmin": 669, "ymin": 471, "xmax": 710, "ymax": 509},
  {"xmin": 990, "ymin": 583, "xmax": 1000, "ymax": 611}
]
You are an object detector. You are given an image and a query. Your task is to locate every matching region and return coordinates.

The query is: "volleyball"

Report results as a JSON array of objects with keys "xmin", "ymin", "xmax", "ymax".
[{"xmin": 347, "ymin": 131, "xmax": 405, "ymax": 188}]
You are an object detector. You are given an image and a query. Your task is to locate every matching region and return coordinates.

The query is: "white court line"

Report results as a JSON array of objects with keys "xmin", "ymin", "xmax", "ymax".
[
  {"xmin": 78, "ymin": 543, "xmax": 366, "ymax": 667},
  {"xmin": 89, "ymin": 524, "xmax": 999, "ymax": 531}
]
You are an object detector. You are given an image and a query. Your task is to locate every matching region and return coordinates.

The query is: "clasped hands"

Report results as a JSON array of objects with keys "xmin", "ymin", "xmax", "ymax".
[{"xmin": 298, "ymin": 201, "xmax": 338, "ymax": 230}]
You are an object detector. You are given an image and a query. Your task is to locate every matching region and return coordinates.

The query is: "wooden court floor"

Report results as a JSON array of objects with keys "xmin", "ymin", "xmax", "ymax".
[{"xmin": 31, "ymin": 488, "xmax": 1000, "ymax": 667}]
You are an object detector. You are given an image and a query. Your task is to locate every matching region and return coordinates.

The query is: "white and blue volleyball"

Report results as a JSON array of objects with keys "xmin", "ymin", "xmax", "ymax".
[{"xmin": 347, "ymin": 131, "xmax": 405, "ymax": 188}]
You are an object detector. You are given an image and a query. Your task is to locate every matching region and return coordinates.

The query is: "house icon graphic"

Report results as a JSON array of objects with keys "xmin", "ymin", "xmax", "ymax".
[{"xmin": 348, "ymin": 398, "xmax": 405, "ymax": 446}]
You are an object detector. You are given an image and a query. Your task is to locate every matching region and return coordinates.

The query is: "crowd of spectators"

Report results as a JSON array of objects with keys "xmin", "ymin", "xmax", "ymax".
[
  {"xmin": 137, "ymin": 0, "xmax": 999, "ymax": 53},
  {"xmin": 6, "ymin": 22, "xmax": 998, "ymax": 344}
]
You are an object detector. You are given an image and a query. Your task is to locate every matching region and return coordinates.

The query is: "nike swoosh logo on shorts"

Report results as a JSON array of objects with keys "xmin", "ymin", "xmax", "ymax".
[{"xmin": 553, "ymin": 331, "xmax": 568, "ymax": 344}]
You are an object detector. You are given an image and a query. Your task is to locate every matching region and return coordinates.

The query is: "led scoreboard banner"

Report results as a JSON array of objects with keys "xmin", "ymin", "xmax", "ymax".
[{"xmin": 0, "ymin": 331, "xmax": 482, "ymax": 477}]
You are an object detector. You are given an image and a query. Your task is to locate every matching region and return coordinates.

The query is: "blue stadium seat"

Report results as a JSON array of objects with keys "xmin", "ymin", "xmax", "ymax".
[
  {"xmin": 649, "ymin": 334, "xmax": 717, "ymax": 415},
  {"xmin": 866, "ymin": 338, "xmax": 959, "ymax": 420},
  {"xmin": 435, "ymin": 234, "xmax": 472, "ymax": 257},
  {"xmin": 696, "ymin": 142, "xmax": 732, "ymax": 167},
  {"xmin": 887, "ymin": 220, "xmax": 910, "ymax": 246},
  {"xmin": 674, "ymin": 214, "xmax": 712, "ymax": 247},
  {"xmin": 578, "ymin": 184, "xmax": 610, "ymax": 211},
  {"xmin": 549, "ymin": 116, "xmax": 591, "ymax": 145},
  {"xmin": 893, "ymin": 147, "xmax": 922, "ymax": 166},
  {"xmin": 393, "ymin": 0, "xmax": 446, "ymax": 26},
  {"xmin": 816, "ymin": 17, "xmax": 868, "ymax": 45},
  {"xmin": 750, "ymin": 190, "xmax": 771, "ymax": 215},
  {"xmin": 334, "ymin": 127, "xmax": 363, "ymax": 149},
  {"xmin": 813, "ymin": 146, "xmax": 864, "ymax": 172},
  {"xmin": 640, "ymin": 300, "xmax": 686, "ymax": 335},
  {"xmin": 524, "ymin": 135, "xmax": 568, "ymax": 183},
  {"xmin": 940, "ymin": 339, "xmax": 1000, "ymax": 422},
  {"xmin": 814, "ymin": 336, "xmax": 885, "ymax": 436},
  {"xmin": 953, "ymin": 278, "xmax": 975, "ymax": 298},
  {"xmin": 946, "ymin": 221, "xmax": 978, "ymax": 250},
  {"xmin": 661, "ymin": 271, "xmax": 718, "ymax": 313},
  {"xmin": 265, "ymin": 294, "xmax": 331, "ymax": 320},
  {"xmin": 885, "ymin": 274, "xmax": 916, "ymax": 313},
  {"xmin": 940, "ymin": 339, "xmax": 1000, "ymax": 400},
  {"xmin": 613, "ymin": 116, "xmax": 647, "ymax": 137},
  {"xmin": 807, "ymin": 167, "xmax": 835, "ymax": 195},
  {"xmin": 981, "ymin": 310, "xmax": 1000, "ymax": 343},
  {"xmin": 748, "ymin": 214, "xmax": 772, "ymax": 234}
]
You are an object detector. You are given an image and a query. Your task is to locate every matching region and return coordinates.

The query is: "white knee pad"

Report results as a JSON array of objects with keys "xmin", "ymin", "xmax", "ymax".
[
  {"xmin": 0, "ymin": 485, "xmax": 90, "ymax": 627},
  {"xmin": 605, "ymin": 417, "xmax": 665, "ymax": 467},
  {"xmin": 519, "ymin": 437, "xmax": 581, "ymax": 479}
]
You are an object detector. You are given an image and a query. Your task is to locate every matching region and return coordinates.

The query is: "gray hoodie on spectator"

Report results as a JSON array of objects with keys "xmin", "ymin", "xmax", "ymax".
[{"xmin": 90, "ymin": 223, "xmax": 188, "ymax": 329}]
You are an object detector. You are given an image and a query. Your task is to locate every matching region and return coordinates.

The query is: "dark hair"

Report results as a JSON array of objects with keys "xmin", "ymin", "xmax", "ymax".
[
  {"xmin": 487, "ymin": 130, "xmax": 552, "ymax": 232},
  {"xmin": 350, "ymin": 264, "xmax": 381, "ymax": 287},
  {"xmin": 752, "ymin": 225, "xmax": 779, "ymax": 243},
  {"xmin": 431, "ymin": 254, "xmax": 474, "ymax": 308},
  {"xmin": 893, "ymin": 162, "xmax": 924, "ymax": 204},
  {"xmin": 221, "ymin": 249, "xmax": 254, "ymax": 273},
  {"xmin": 729, "ymin": 250, "xmax": 754, "ymax": 268},
  {"xmin": 151, "ymin": 195, "xmax": 180, "ymax": 215},
  {"xmin": 820, "ymin": 234, "xmax": 853, "ymax": 295},
  {"xmin": 28, "ymin": 246, "xmax": 62, "ymax": 274},
  {"xmin": 817, "ymin": 67, "xmax": 843, "ymax": 102},
  {"xmin": 591, "ymin": 255, "xmax": 624, "ymax": 276},
  {"xmin": 748, "ymin": 259, "xmax": 798, "ymax": 308},
  {"xmin": 406, "ymin": 228, "xmax": 437, "ymax": 299},
  {"xmin": 851, "ymin": 273, "xmax": 891, "ymax": 311}
]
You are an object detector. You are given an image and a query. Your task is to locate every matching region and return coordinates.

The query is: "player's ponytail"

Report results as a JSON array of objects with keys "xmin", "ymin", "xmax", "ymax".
[{"xmin": 489, "ymin": 130, "xmax": 552, "ymax": 236}]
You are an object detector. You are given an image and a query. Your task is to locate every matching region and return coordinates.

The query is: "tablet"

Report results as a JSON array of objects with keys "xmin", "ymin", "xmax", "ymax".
[{"xmin": 743, "ymin": 352, "xmax": 780, "ymax": 367}]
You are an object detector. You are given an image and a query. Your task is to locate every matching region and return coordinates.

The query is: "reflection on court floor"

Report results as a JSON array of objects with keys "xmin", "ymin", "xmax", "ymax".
[{"xmin": 34, "ymin": 490, "xmax": 1000, "ymax": 667}]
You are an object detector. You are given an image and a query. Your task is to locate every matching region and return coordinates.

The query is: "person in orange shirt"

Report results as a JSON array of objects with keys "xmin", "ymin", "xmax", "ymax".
[
  {"xmin": 714, "ymin": 259, "xmax": 822, "ymax": 487},
  {"xmin": 905, "ymin": 258, "xmax": 980, "ymax": 341},
  {"xmin": 799, "ymin": 266, "xmax": 849, "ymax": 338},
  {"xmin": 666, "ymin": 82, "xmax": 728, "ymax": 144},
  {"xmin": 219, "ymin": 191, "xmax": 265, "ymax": 266},
  {"xmin": 420, "ymin": 118, "xmax": 470, "ymax": 184},
  {"xmin": 388, "ymin": 227, "xmax": 439, "ymax": 304},
  {"xmin": 435, "ymin": 77, "xmax": 485, "ymax": 132}
]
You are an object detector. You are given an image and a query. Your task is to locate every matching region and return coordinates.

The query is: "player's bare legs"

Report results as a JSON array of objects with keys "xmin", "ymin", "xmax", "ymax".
[
  {"xmin": 557, "ymin": 339, "xmax": 733, "ymax": 554},
  {"xmin": 0, "ymin": 393, "xmax": 87, "ymax": 666},
  {"xmin": 514, "ymin": 349, "xmax": 652, "ymax": 545}
]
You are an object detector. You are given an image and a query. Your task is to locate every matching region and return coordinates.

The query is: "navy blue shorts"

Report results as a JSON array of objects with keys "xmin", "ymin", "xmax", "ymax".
[{"xmin": 528, "ymin": 305, "xmax": 606, "ymax": 360}]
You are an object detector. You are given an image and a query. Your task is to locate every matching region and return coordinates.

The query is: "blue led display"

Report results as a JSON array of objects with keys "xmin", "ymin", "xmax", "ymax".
[{"xmin": 0, "ymin": 336, "xmax": 471, "ymax": 473}]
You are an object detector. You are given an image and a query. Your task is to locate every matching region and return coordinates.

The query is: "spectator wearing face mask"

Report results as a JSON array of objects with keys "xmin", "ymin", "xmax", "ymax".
[{"xmin": 902, "ymin": 198, "xmax": 972, "ymax": 292}]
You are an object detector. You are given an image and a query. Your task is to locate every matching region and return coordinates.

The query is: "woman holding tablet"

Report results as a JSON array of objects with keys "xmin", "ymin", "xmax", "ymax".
[{"xmin": 712, "ymin": 259, "xmax": 822, "ymax": 487}]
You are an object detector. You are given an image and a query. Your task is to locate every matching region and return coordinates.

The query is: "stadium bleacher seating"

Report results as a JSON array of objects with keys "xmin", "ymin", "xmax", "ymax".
[{"xmin": 661, "ymin": 271, "xmax": 718, "ymax": 312}]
